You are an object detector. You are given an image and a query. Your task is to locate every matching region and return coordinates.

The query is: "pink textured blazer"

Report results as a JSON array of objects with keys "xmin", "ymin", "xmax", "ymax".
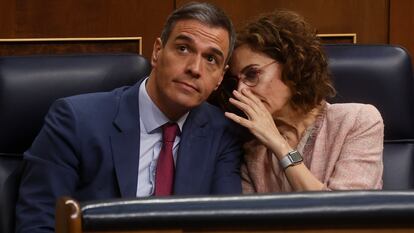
[{"xmin": 241, "ymin": 103, "xmax": 384, "ymax": 193}]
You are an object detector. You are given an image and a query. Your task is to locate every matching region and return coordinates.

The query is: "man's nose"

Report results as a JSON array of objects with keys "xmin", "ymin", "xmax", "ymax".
[{"xmin": 186, "ymin": 55, "xmax": 202, "ymax": 78}]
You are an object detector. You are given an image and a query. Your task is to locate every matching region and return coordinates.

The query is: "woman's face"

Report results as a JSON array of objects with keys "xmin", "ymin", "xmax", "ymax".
[{"xmin": 228, "ymin": 44, "xmax": 292, "ymax": 116}]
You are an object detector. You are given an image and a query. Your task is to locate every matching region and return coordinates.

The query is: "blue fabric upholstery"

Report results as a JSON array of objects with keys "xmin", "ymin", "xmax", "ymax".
[
  {"xmin": 0, "ymin": 53, "xmax": 150, "ymax": 154},
  {"xmin": 0, "ymin": 53, "xmax": 151, "ymax": 233},
  {"xmin": 325, "ymin": 44, "xmax": 414, "ymax": 190}
]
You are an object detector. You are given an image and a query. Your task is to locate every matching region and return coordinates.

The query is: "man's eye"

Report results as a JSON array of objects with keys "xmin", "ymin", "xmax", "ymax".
[
  {"xmin": 206, "ymin": 55, "xmax": 216, "ymax": 64},
  {"xmin": 177, "ymin": 45, "xmax": 188, "ymax": 52}
]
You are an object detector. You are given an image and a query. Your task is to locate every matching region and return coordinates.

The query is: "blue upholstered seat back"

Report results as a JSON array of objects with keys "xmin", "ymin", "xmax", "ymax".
[
  {"xmin": 0, "ymin": 53, "xmax": 151, "ymax": 233},
  {"xmin": 325, "ymin": 44, "xmax": 414, "ymax": 190}
]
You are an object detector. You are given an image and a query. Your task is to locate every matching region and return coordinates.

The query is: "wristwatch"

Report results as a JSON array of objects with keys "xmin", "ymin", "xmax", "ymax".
[{"xmin": 279, "ymin": 150, "xmax": 303, "ymax": 170}]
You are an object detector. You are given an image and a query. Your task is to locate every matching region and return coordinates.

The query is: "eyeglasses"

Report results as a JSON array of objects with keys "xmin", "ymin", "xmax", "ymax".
[{"xmin": 226, "ymin": 61, "xmax": 277, "ymax": 87}]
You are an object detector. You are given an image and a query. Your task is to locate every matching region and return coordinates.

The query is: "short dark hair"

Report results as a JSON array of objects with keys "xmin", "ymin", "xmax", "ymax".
[
  {"xmin": 160, "ymin": 2, "xmax": 235, "ymax": 65},
  {"xmin": 235, "ymin": 10, "xmax": 336, "ymax": 113}
]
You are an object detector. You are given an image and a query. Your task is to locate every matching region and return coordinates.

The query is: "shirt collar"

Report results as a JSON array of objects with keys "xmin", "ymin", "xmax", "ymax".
[{"xmin": 139, "ymin": 77, "xmax": 189, "ymax": 133}]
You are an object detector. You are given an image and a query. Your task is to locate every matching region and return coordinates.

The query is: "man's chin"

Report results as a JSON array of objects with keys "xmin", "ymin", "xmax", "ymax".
[
  {"xmin": 164, "ymin": 90, "xmax": 205, "ymax": 110},
  {"xmin": 174, "ymin": 97, "xmax": 203, "ymax": 110},
  {"xmin": 179, "ymin": 101, "xmax": 202, "ymax": 110}
]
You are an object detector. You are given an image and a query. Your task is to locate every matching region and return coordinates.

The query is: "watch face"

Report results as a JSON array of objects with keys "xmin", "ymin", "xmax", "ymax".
[{"xmin": 290, "ymin": 151, "xmax": 303, "ymax": 163}]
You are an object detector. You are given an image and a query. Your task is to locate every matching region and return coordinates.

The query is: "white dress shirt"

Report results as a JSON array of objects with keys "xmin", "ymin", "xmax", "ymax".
[{"xmin": 136, "ymin": 78, "xmax": 189, "ymax": 197}]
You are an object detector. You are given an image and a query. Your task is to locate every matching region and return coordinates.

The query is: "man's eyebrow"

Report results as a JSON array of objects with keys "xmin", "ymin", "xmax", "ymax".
[
  {"xmin": 174, "ymin": 34, "xmax": 225, "ymax": 61},
  {"xmin": 174, "ymin": 34, "xmax": 193, "ymax": 43},
  {"xmin": 210, "ymin": 47, "xmax": 224, "ymax": 62}
]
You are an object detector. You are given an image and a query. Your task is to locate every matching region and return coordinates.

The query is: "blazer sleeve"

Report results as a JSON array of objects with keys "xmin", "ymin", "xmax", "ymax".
[
  {"xmin": 325, "ymin": 104, "xmax": 384, "ymax": 190},
  {"xmin": 16, "ymin": 99, "xmax": 81, "ymax": 233},
  {"xmin": 211, "ymin": 123, "xmax": 243, "ymax": 194}
]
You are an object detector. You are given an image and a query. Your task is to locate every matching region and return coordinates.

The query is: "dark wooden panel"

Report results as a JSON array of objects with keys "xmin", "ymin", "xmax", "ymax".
[
  {"xmin": 390, "ymin": 0, "xmax": 414, "ymax": 61},
  {"xmin": 177, "ymin": 0, "xmax": 389, "ymax": 44},
  {"xmin": 0, "ymin": 0, "xmax": 173, "ymax": 58},
  {"xmin": 0, "ymin": 0, "xmax": 15, "ymax": 37},
  {"xmin": 317, "ymin": 33, "xmax": 357, "ymax": 44},
  {"xmin": 0, "ymin": 1, "xmax": 392, "ymax": 58},
  {"xmin": 0, "ymin": 38, "xmax": 141, "ymax": 56}
]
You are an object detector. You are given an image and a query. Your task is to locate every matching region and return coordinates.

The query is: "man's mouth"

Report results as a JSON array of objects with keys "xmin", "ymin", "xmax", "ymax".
[{"xmin": 175, "ymin": 80, "xmax": 200, "ymax": 92}]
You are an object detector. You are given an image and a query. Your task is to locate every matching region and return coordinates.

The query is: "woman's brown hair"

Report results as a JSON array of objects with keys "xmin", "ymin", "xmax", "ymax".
[{"xmin": 229, "ymin": 10, "xmax": 336, "ymax": 113}]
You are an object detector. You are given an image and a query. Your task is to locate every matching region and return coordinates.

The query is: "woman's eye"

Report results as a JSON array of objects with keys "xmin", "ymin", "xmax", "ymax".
[{"xmin": 245, "ymin": 69, "xmax": 260, "ymax": 80}]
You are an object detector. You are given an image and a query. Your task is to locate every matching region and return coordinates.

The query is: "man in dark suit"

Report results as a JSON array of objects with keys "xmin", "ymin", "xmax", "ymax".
[{"xmin": 16, "ymin": 2, "xmax": 241, "ymax": 232}]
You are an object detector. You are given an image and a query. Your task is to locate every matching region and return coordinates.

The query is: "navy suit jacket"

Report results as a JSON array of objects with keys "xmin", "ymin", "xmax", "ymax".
[{"xmin": 16, "ymin": 82, "xmax": 242, "ymax": 232}]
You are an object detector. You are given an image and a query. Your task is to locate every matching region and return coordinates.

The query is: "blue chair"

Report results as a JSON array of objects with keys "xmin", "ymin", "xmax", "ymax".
[
  {"xmin": 0, "ymin": 53, "xmax": 151, "ymax": 233},
  {"xmin": 325, "ymin": 44, "xmax": 414, "ymax": 190}
]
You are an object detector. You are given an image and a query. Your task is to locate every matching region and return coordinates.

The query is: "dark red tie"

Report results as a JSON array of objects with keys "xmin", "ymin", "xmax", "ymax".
[{"xmin": 154, "ymin": 122, "xmax": 179, "ymax": 196}]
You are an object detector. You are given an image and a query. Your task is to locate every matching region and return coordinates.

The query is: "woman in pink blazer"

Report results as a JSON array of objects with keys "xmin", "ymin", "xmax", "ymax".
[{"xmin": 222, "ymin": 10, "xmax": 384, "ymax": 192}]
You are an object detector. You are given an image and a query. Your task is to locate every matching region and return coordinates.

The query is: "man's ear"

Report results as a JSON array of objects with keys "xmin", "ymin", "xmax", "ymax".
[
  {"xmin": 223, "ymin": 64, "xmax": 229, "ymax": 74},
  {"xmin": 214, "ymin": 64, "xmax": 228, "ymax": 90},
  {"xmin": 151, "ymin": 38, "xmax": 163, "ymax": 67},
  {"xmin": 214, "ymin": 81, "xmax": 222, "ymax": 91}
]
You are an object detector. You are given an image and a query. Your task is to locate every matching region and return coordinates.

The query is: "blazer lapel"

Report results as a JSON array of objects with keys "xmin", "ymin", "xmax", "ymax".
[
  {"xmin": 110, "ymin": 82, "xmax": 142, "ymax": 198},
  {"xmin": 174, "ymin": 106, "xmax": 211, "ymax": 194}
]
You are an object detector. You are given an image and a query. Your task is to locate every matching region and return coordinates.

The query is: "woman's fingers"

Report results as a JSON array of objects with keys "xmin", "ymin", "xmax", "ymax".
[
  {"xmin": 224, "ymin": 112, "xmax": 252, "ymax": 128},
  {"xmin": 234, "ymin": 89, "xmax": 268, "ymax": 113},
  {"xmin": 233, "ymin": 90, "xmax": 259, "ymax": 112},
  {"xmin": 229, "ymin": 97, "xmax": 255, "ymax": 119},
  {"xmin": 227, "ymin": 89, "xmax": 287, "ymax": 151},
  {"xmin": 240, "ymin": 88, "xmax": 268, "ymax": 111},
  {"xmin": 240, "ymin": 88, "xmax": 261, "ymax": 105},
  {"xmin": 230, "ymin": 88, "xmax": 274, "ymax": 122}
]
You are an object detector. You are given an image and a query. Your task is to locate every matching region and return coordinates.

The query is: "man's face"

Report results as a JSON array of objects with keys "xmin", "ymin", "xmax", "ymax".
[{"xmin": 147, "ymin": 19, "xmax": 230, "ymax": 119}]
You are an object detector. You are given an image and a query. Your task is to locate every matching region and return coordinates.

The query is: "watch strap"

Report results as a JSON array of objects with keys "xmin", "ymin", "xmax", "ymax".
[{"xmin": 279, "ymin": 150, "xmax": 303, "ymax": 169}]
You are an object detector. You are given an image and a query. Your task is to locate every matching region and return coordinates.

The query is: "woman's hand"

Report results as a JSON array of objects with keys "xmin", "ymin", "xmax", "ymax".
[{"xmin": 224, "ymin": 89, "xmax": 290, "ymax": 157}]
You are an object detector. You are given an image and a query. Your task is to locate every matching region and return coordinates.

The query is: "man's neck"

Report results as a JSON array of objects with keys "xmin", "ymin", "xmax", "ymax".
[{"xmin": 145, "ymin": 74, "xmax": 189, "ymax": 121}]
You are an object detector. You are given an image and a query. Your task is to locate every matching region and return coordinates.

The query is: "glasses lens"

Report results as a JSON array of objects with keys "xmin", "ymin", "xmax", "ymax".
[{"xmin": 242, "ymin": 68, "xmax": 260, "ymax": 86}]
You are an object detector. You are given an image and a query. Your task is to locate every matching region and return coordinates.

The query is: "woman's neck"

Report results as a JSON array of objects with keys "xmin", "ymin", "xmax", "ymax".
[{"xmin": 273, "ymin": 102, "xmax": 324, "ymax": 147}]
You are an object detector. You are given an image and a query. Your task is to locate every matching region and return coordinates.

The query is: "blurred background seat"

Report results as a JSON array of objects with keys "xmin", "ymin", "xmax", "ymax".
[
  {"xmin": 0, "ymin": 53, "xmax": 151, "ymax": 233},
  {"xmin": 325, "ymin": 44, "xmax": 414, "ymax": 190}
]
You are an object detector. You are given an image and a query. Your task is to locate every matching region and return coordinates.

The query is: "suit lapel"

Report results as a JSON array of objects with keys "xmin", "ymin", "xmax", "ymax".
[
  {"xmin": 174, "ymin": 105, "xmax": 211, "ymax": 194},
  {"xmin": 110, "ymin": 81, "xmax": 142, "ymax": 198}
]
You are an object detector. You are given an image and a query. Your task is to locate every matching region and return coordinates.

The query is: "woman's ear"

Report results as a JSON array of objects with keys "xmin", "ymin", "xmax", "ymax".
[{"xmin": 151, "ymin": 38, "xmax": 163, "ymax": 67}]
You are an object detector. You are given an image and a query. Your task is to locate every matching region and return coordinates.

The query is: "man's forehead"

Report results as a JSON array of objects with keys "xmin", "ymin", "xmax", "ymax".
[
  {"xmin": 171, "ymin": 20, "xmax": 230, "ymax": 53},
  {"xmin": 172, "ymin": 20, "xmax": 228, "ymax": 38}
]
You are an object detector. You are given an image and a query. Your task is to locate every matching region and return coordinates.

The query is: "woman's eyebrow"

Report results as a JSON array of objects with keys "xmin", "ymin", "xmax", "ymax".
[{"xmin": 240, "ymin": 64, "xmax": 258, "ymax": 73}]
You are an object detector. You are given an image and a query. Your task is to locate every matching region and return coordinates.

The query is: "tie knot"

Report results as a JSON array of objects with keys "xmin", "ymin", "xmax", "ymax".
[{"xmin": 162, "ymin": 122, "xmax": 179, "ymax": 143}]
